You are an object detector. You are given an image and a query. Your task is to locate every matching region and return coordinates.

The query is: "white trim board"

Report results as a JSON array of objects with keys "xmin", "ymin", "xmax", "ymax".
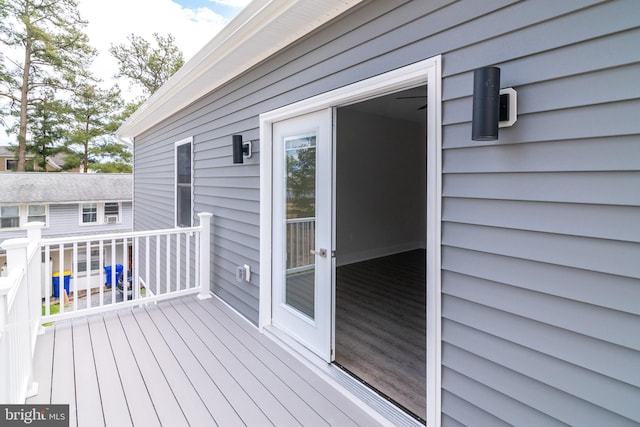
[{"xmin": 259, "ymin": 56, "xmax": 443, "ymax": 427}]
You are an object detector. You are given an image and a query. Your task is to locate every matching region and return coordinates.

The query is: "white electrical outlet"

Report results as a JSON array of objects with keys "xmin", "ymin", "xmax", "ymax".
[
  {"xmin": 236, "ymin": 264, "xmax": 251, "ymax": 282},
  {"xmin": 243, "ymin": 264, "xmax": 251, "ymax": 282}
]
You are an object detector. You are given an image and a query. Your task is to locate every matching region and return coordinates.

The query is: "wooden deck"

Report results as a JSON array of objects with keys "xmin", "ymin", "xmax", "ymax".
[{"xmin": 27, "ymin": 295, "xmax": 384, "ymax": 427}]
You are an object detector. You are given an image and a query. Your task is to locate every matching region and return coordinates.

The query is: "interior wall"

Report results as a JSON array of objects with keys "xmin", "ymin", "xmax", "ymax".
[{"xmin": 336, "ymin": 107, "xmax": 426, "ymax": 266}]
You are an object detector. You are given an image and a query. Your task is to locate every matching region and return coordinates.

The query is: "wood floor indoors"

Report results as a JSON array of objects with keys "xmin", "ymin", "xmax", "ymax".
[{"xmin": 335, "ymin": 249, "xmax": 427, "ymax": 421}]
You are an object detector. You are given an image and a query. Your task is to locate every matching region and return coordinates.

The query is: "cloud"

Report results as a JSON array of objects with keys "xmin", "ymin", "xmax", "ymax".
[
  {"xmin": 209, "ymin": 0, "xmax": 252, "ymax": 8},
  {"xmin": 77, "ymin": 0, "xmax": 231, "ymax": 96}
]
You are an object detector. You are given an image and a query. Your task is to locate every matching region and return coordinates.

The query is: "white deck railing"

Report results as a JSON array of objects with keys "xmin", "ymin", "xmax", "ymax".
[
  {"xmin": 0, "ymin": 223, "xmax": 44, "ymax": 403},
  {"xmin": 286, "ymin": 217, "xmax": 315, "ymax": 272},
  {"xmin": 0, "ymin": 213, "xmax": 212, "ymax": 403}
]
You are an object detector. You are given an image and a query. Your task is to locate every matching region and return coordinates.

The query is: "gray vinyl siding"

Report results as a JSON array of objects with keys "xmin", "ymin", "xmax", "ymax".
[
  {"xmin": 132, "ymin": 0, "xmax": 640, "ymax": 424},
  {"xmin": 0, "ymin": 201, "xmax": 132, "ymax": 242}
]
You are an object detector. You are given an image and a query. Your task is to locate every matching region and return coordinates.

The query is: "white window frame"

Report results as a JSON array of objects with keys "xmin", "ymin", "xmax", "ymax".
[
  {"xmin": 175, "ymin": 137, "xmax": 194, "ymax": 228},
  {"xmin": 0, "ymin": 205, "xmax": 21, "ymax": 229},
  {"xmin": 27, "ymin": 204, "xmax": 48, "ymax": 225},
  {"xmin": 79, "ymin": 202, "xmax": 123, "ymax": 226},
  {"xmin": 259, "ymin": 56, "xmax": 443, "ymax": 427},
  {"xmin": 0, "ymin": 204, "xmax": 49, "ymax": 229},
  {"xmin": 80, "ymin": 203, "xmax": 99, "ymax": 225}
]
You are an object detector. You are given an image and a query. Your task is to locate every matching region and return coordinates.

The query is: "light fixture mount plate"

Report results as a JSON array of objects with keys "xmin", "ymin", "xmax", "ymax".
[{"xmin": 499, "ymin": 87, "xmax": 517, "ymax": 128}]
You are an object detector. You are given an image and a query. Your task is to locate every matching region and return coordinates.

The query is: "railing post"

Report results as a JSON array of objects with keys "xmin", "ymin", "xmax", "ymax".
[
  {"xmin": 24, "ymin": 222, "xmax": 44, "ymax": 337},
  {"xmin": 1, "ymin": 236, "xmax": 38, "ymax": 402},
  {"xmin": 197, "ymin": 212, "xmax": 213, "ymax": 300}
]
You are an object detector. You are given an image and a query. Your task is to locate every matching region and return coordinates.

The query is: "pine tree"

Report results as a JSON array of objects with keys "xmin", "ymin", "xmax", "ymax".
[
  {"xmin": 66, "ymin": 82, "xmax": 125, "ymax": 173},
  {"xmin": 27, "ymin": 89, "xmax": 69, "ymax": 171},
  {"xmin": 0, "ymin": 0, "xmax": 95, "ymax": 171},
  {"xmin": 110, "ymin": 33, "xmax": 184, "ymax": 96}
]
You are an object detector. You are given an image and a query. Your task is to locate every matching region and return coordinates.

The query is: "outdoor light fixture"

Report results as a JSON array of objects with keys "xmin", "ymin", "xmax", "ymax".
[
  {"xmin": 232, "ymin": 134, "xmax": 252, "ymax": 164},
  {"xmin": 472, "ymin": 66, "xmax": 517, "ymax": 141}
]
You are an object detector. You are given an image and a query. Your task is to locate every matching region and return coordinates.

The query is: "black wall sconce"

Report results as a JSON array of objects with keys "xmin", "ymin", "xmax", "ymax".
[
  {"xmin": 232, "ymin": 135, "xmax": 252, "ymax": 164},
  {"xmin": 472, "ymin": 66, "xmax": 517, "ymax": 141}
]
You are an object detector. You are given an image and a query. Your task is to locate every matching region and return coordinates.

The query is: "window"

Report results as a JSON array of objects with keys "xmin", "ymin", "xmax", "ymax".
[
  {"xmin": 4, "ymin": 158, "xmax": 34, "ymax": 171},
  {"xmin": 28, "ymin": 204, "xmax": 47, "ymax": 225},
  {"xmin": 104, "ymin": 202, "xmax": 120, "ymax": 223},
  {"xmin": 0, "ymin": 206, "xmax": 19, "ymax": 228},
  {"xmin": 78, "ymin": 248, "xmax": 100, "ymax": 272},
  {"xmin": 81, "ymin": 203, "xmax": 98, "ymax": 224},
  {"xmin": 176, "ymin": 138, "xmax": 193, "ymax": 227},
  {"xmin": 79, "ymin": 202, "xmax": 123, "ymax": 225},
  {"xmin": 0, "ymin": 204, "xmax": 48, "ymax": 228}
]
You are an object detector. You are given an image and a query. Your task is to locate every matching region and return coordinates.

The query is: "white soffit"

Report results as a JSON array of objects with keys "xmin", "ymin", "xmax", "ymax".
[{"xmin": 117, "ymin": 0, "xmax": 364, "ymax": 139}]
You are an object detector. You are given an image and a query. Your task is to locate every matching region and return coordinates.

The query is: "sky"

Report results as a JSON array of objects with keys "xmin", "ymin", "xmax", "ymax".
[
  {"xmin": 77, "ymin": 0, "xmax": 252, "ymax": 97},
  {"xmin": 0, "ymin": 0, "xmax": 251, "ymax": 144}
]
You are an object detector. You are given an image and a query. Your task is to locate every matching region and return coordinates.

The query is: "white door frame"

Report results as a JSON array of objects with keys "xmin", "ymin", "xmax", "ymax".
[{"xmin": 259, "ymin": 55, "xmax": 442, "ymax": 427}]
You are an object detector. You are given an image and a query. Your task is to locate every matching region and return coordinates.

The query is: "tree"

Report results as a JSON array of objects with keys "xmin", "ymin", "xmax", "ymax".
[
  {"xmin": 286, "ymin": 142, "xmax": 316, "ymax": 218},
  {"xmin": 66, "ymin": 83, "xmax": 125, "ymax": 173},
  {"xmin": 27, "ymin": 89, "xmax": 69, "ymax": 171},
  {"xmin": 110, "ymin": 33, "xmax": 184, "ymax": 96},
  {"xmin": 0, "ymin": 0, "xmax": 95, "ymax": 171}
]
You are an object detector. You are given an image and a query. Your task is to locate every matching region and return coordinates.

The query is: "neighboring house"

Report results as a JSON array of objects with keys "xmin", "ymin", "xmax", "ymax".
[
  {"xmin": 0, "ymin": 146, "xmax": 81, "ymax": 172},
  {"xmin": 117, "ymin": 1, "xmax": 639, "ymax": 426},
  {"xmin": 0, "ymin": 173, "xmax": 133, "ymax": 291}
]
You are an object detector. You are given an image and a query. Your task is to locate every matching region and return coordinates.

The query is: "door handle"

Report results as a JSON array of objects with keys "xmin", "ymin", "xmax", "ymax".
[{"xmin": 310, "ymin": 248, "xmax": 327, "ymax": 258}]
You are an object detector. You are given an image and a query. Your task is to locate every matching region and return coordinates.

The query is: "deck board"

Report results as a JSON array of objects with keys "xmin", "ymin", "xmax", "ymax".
[
  {"xmin": 102, "ymin": 311, "xmax": 160, "ymax": 426},
  {"xmin": 170, "ymin": 299, "xmax": 304, "ymax": 426},
  {"xmin": 142, "ymin": 303, "xmax": 244, "ymax": 427},
  {"xmin": 181, "ymin": 298, "xmax": 335, "ymax": 426},
  {"xmin": 27, "ymin": 326, "xmax": 54, "ymax": 404},
  {"xmin": 150, "ymin": 301, "xmax": 269, "ymax": 426},
  {"xmin": 50, "ymin": 322, "xmax": 76, "ymax": 427},
  {"xmin": 118, "ymin": 310, "xmax": 189, "ymax": 427},
  {"xmin": 86, "ymin": 314, "xmax": 133, "ymax": 427},
  {"xmin": 72, "ymin": 318, "xmax": 105, "ymax": 427},
  {"xmin": 131, "ymin": 307, "xmax": 217, "ymax": 426},
  {"xmin": 200, "ymin": 297, "xmax": 379, "ymax": 426},
  {"xmin": 29, "ymin": 295, "xmax": 384, "ymax": 427}
]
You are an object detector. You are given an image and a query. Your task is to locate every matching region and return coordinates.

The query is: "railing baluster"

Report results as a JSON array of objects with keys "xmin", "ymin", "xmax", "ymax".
[
  {"xmin": 145, "ymin": 235, "xmax": 150, "ymax": 297},
  {"xmin": 72, "ymin": 243, "xmax": 78, "ymax": 311},
  {"xmin": 176, "ymin": 233, "xmax": 181, "ymax": 292},
  {"xmin": 110, "ymin": 239, "xmax": 116, "ymax": 305},
  {"xmin": 195, "ymin": 230, "xmax": 200, "ymax": 290},
  {"xmin": 166, "ymin": 234, "xmax": 171, "ymax": 293},
  {"xmin": 186, "ymin": 232, "xmax": 191, "ymax": 289},
  {"xmin": 98, "ymin": 240, "xmax": 104, "ymax": 307},
  {"xmin": 58, "ymin": 243, "xmax": 64, "ymax": 314},
  {"xmin": 87, "ymin": 241, "xmax": 93, "ymax": 309},
  {"xmin": 44, "ymin": 245, "xmax": 51, "ymax": 317},
  {"xmin": 155, "ymin": 235, "xmax": 161, "ymax": 294},
  {"xmin": 134, "ymin": 236, "xmax": 140, "ymax": 301}
]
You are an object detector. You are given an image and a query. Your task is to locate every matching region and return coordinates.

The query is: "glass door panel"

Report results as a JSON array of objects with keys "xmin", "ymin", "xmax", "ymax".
[{"xmin": 284, "ymin": 134, "xmax": 317, "ymax": 318}]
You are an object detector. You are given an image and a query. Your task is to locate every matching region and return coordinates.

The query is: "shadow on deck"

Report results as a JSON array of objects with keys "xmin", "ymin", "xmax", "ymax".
[{"xmin": 27, "ymin": 295, "xmax": 383, "ymax": 427}]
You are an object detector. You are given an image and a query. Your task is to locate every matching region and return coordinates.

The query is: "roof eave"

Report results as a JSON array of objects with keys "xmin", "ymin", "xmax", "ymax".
[{"xmin": 116, "ymin": 0, "xmax": 363, "ymax": 140}]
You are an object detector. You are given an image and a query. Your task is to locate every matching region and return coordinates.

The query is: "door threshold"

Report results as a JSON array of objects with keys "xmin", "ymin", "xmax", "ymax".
[
  {"xmin": 263, "ymin": 326, "xmax": 425, "ymax": 427},
  {"xmin": 333, "ymin": 361, "xmax": 426, "ymax": 425}
]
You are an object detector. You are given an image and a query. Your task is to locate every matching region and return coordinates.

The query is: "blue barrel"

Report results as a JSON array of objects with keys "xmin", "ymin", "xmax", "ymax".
[
  {"xmin": 104, "ymin": 264, "xmax": 124, "ymax": 286},
  {"xmin": 52, "ymin": 271, "xmax": 71, "ymax": 298}
]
